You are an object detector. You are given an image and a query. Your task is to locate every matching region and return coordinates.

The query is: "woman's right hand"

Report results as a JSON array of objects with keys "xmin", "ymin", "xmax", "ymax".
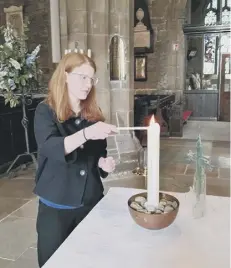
[{"xmin": 84, "ymin": 122, "xmax": 118, "ymax": 140}]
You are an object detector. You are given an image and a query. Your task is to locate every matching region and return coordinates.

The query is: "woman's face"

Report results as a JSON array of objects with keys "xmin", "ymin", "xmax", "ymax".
[{"xmin": 66, "ymin": 63, "xmax": 95, "ymax": 101}]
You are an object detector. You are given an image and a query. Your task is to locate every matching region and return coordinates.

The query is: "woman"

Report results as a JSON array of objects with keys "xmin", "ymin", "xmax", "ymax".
[{"xmin": 34, "ymin": 52, "xmax": 117, "ymax": 267}]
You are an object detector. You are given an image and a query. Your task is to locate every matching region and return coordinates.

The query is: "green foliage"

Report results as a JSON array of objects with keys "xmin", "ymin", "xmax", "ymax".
[{"xmin": 0, "ymin": 22, "xmax": 42, "ymax": 107}]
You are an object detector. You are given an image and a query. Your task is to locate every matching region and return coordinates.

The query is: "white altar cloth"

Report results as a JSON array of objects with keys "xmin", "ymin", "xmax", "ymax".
[{"xmin": 43, "ymin": 187, "xmax": 230, "ymax": 268}]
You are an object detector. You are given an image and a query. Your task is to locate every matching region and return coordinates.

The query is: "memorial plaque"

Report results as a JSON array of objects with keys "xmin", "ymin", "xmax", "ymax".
[
  {"xmin": 109, "ymin": 35, "xmax": 126, "ymax": 81},
  {"xmin": 134, "ymin": 55, "xmax": 147, "ymax": 81},
  {"xmin": 134, "ymin": 31, "xmax": 150, "ymax": 48},
  {"xmin": 4, "ymin": 6, "xmax": 24, "ymax": 37},
  {"xmin": 134, "ymin": 3, "xmax": 154, "ymax": 54}
]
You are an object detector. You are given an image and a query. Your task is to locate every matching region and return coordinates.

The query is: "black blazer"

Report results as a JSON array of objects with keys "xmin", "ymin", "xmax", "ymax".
[{"xmin": 33, "ymin": 102, "xmax": 108, "ymax": 207}]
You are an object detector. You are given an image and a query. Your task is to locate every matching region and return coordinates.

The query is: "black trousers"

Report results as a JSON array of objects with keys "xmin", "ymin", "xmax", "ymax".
[{"xmin": 36, "ymin": 201, "xmax": 98, "ymax": 267}]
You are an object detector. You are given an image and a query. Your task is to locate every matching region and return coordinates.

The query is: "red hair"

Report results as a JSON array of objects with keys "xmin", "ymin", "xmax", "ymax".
[{"xmin": 46, "ymin": 52, "xmax": 104, "ymax": 122}]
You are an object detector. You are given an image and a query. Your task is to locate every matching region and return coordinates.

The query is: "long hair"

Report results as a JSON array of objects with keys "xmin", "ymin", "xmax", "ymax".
[{"xmin": 46, "ymin": 52, "xmax": 105, "ymax": 122}]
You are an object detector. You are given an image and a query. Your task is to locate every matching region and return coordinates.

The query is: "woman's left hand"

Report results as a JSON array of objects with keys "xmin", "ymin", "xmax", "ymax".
[{"xmin": 98, "ymin": 157, "xmax": 115, "ymax": 173}]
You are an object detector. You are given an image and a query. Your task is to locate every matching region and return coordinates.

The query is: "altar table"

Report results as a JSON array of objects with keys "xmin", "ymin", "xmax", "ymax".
[{"xmin": 43, "ymin": 187, "xmax": 230, "ymax": 268}]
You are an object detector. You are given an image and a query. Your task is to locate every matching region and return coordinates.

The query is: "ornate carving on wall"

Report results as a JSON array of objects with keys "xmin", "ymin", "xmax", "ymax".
[
  {"xmin": 134, "ymin": 8, "xmax": 151, "ymax": 49},
  {"xmin": 109, "ymin": 35, "xmax": 126, "ymax": 81},
  {"xmin": 134, "ymin": 0, "xmax": 154, "ymax": 54},
  {"xmin": 4, "ymin": 5, "xmax": 24, "ymax": 37}
]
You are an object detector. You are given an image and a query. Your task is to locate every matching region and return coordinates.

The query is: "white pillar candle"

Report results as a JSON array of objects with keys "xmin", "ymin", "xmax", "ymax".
[
  {"xmin": 147, "ymin": 116, "xmax": 160, "ymax": 208},
  {"xmin": 80, "ymin": 49, "xmax": 84, "ymax": 54},
  {"xmin": 74, "ymin": 48, "xmax": 78, "ymax": 53},
  {"xmin": 64, "ymin": 49, "xmax": 68, "ymax": 55},
  {"xmin": 87, "ymin": 49, "xmax": 92, "ymax": 57}
]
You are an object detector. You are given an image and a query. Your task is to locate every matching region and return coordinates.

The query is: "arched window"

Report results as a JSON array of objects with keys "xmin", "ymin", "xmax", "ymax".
[
  {"xmin": 185, "ymin": 0, "xmax": 231, "ymax": 90},
  {"xmin": 203, "ymin": 33, "xmax": 231, "ymax": 75},
  {"xmin": 222, "ymin": 0, "xmax": 231, "ymax": 24},
  {"xmin": 204, "ymin": 0, "xmax": 218, "ymax": 25},
  {"xmin": 203, "ymin": 34, "xmax": 217, "ymax": 74},
  {"xmin": 221, "ymin": 33, "xmax": 231, "ymax": 53},
  {"xmin": 204, "ymin": 0, "xmax": 231, "ymax": 25},
  {"xmin": 203, "ymin": 0, "xmax": 231, "ymax": 74}
]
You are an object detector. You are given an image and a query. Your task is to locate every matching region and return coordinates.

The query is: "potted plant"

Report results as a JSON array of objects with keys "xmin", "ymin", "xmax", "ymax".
[{"xmin": 0, "ymin": 22, "xmax": 41, "ymax": 174}]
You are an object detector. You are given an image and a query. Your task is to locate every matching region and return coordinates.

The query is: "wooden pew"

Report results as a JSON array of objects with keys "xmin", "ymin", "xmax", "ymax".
[{"xmin": 134, "ymin": 94, "xmax": 185, "ymax": 145}]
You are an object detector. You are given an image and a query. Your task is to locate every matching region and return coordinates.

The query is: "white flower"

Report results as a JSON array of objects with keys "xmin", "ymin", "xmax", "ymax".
[
  {"xmin": 9, "ymin": 58, "xmax": 21, "ymax": 70},
  {"xmin": 3, "ymin": 26, "xmax": 14, "ymax": 43},
  {"xmin": 0, "ymin": 71, "xmax": 7, "ymax": 77},
  {"xmin": 8, "ymin": 79, "xmax": 16, "ymax": 90},
  {"xmin": 9, "ymin": 71, "xmax": 16, "ymax": 77},
  {"xmin": 31, "ymin": 45, "xmax": 41, "ymax": 57},
  {"xmin": 0, "ymin": 80, "xmax": 7, "ymax": 89},
  {"xmin": 26, "ymin": 45, "xmax": 41, "ymax": 66},
  {"xmin": 0, "ymin": 24, "xmax": 41, "ymax": 101},
  {"xmin": 5, "ymin": 43, "xmax": 13, "ymax": 50}
]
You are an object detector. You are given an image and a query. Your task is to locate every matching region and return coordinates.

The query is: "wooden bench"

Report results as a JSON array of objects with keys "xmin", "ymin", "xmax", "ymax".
[
  {"xmin": 183, "ymin": 110, "xmax": 192, "ymax": 124},
  {"xmin": 134, "ymin": 94, "xmax": 193, "ymax": 146}
]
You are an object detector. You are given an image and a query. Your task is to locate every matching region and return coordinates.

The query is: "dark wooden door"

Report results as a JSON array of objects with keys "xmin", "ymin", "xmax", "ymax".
[
  {"xmin": 184, "ymin": 90, "xmax": 218, "ymax": 120},
  {"xmin": 219, "ymin": 53, "xmax": 231, "ymax": 122}
]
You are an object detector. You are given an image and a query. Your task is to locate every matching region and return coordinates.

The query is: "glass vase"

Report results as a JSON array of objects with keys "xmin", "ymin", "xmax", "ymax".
[
  {"xmin": 192, "ymin": 167, "xmax": 206, "ymax": 219},
  {"xmin": 138, "ymin": 148, "xmax": 144, "ymax": 171}
]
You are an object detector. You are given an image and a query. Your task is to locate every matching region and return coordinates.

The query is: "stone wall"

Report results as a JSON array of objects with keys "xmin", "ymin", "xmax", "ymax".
[
  {"xmin": 134, "ymin": 0, "xmax": 188, "ymax": 94},
  {"xmin": 0, "ymin": 0, "xmax": 53, "ymax": 88},
  {"xmin": 60, "ymin": 0, "xmax": 134, "ymax": 125}
]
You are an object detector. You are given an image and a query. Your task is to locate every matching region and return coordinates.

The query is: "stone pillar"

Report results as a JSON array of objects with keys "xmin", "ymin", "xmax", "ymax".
[
  {"xmin": 166, "ymin": 0, "xmax": 188, "ymax": 97},
  {"xmin": 87, "ymin": 0, "xmax": 111, "ymax": 122},
  {"xmin": 135, "ymin": 0, "xmax": 187, "ymax": 99},
  {"xmin": 50, "ymin": 0, "xmax": 61, "ymax": 62},
  {"xmin": 109, "ymin": 0, "xmax": 134, "ymax": 126},
  {"xmin": 66, "ymin": 0, "xmax": 88, "ymax": 50},
  {"xmin": 59, "ymin": 0, "xmax": 134, "ymax": 125},
  {"xmin": 60, "ymin": 0, "xmax": 88, "ymax": 53},
  {"xmin": 59, "ymin": 0, "xmax": 68, "ymax": 55}
]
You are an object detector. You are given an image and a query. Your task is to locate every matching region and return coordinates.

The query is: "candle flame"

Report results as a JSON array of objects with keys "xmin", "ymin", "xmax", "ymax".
[{"xmin": 149, "ymin": 115, "xmax": 156, "ymax": 126}]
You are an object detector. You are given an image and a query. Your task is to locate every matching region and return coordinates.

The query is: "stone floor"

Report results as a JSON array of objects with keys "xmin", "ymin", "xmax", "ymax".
[
  {"xmin": 179, "ymin": 120, "xmax": 230, "ymax": 142},
  {"xmin": 0, "ymin": 123, "xmax": 230, "ymax": 268}
]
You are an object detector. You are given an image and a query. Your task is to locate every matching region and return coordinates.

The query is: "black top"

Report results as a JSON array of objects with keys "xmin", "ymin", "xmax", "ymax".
[{"xmin": 33, "ymin": 102, "xmax": 108, "ymax": 207}]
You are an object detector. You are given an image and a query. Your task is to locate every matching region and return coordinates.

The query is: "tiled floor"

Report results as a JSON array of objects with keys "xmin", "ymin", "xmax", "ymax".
[
  {"xmin": 0, "ymin": 173, "xmax": 38, "ymax": 268},
  {"xmin": 159, "ymin": 139, "xmax": 230, "ymax": 196},
  {"xmin": 0, "ymin": 122, "xmax": 230, "ymax": 268},
  {"xmin": 178, "ymin": 120, "xmax": 230, "ymax": 142}
]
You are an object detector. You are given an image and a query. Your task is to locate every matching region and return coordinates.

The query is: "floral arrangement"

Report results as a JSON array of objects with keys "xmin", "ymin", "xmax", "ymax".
[{"xmin": 0, "ymin": 23, "xmax": 41, "ymax": 107}]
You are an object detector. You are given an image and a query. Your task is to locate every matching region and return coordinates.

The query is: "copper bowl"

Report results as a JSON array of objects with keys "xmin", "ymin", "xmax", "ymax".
[{"xmin": 128, "ymin": 192, "xmax": 180, "ymax": 230}]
